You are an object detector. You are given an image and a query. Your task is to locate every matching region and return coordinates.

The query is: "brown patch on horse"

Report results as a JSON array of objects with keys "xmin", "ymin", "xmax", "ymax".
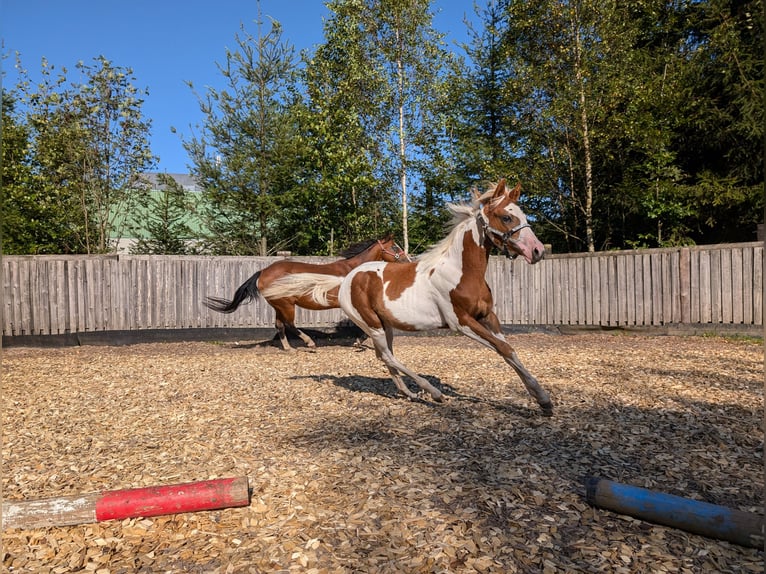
[
  {"xmin": 449, "ymin": 227, "xmax": 494, "ymax": 321},
  {"xmin": 349, "ymin": 270, "xmax": 385, "ymax": 330},
  {"xmin": 382, "ymin": 263, "xmax": 417, "ymax": 301}
]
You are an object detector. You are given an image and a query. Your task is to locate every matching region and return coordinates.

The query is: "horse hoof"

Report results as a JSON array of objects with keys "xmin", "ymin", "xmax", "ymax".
[
  {"xmin": 432, "ymin": 393, "xmax": 445, "ymax": 403},
  {"xmin": 539, "ymin": 402, "xmax": 554, "ymax": 416}
]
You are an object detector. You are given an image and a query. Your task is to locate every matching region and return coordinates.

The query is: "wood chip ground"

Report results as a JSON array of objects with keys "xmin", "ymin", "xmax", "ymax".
[{"xmin": 2, "ymin": 332, "xmax": 763, "ymax": 573}]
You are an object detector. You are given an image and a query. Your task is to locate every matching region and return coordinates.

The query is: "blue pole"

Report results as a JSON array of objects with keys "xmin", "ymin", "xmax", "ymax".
[{"xmin": 585, "ymin": 477, "xmax": 763, "ymax": 549}]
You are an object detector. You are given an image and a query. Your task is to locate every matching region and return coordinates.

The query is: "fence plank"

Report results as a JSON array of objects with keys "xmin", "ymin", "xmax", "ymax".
[
  {"xmin": 544, "ymin": 260, "xmax": 554, "ymax": 324},
  {"xmin": 598, "ymin": 257, "xmax": 609, "ymax": 325},
  {"xmin": 742, "ymin": 248, "xmax": 753, "ymax": 324},
  {"xmin": 754, "ymin": 246, "xmax": 763, "ymax": 325},
  {"xmin": 680, "ymin": 248, "xmax": 691, "ymax": 323},
  {"xmin": 19, "ymin": 260, "xmax": 32, "ymax": 335},
  {"xmin": 607, "ymin": 257, "xmax": 618, "ymax": 326},
  {"xmin": 3, "ymin": 260, "xmax": 13, "ymax": 336},
  {"xmin": 616, "ymin": 255, "xmax": 628, "ymax": 325},
  {"xmin": 663, "ymin": 252, "xmax": 672, "ymax": 324},
  {"xmin": 710, "ymin": 250, "xmax": 722, "ymax": 323},
  {"xmin": 721, "ymin": 248, "xmax": 733, "ymax": 324},
  {"xmin": 731, "ymin": 248, "xmax": 744, "ymax": 324}
]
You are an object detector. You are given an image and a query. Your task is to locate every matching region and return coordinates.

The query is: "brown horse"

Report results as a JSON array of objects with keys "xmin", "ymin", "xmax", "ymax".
[
  {"xmin": 337, "ymin": 180, "xmax": 553, "ymax": 415},
  {"xmin": 204, "ymin": 234, "xmax": 408, "ymax": 351}
]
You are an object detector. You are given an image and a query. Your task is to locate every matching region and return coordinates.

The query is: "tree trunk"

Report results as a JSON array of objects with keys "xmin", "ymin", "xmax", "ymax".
[
  {"xmin": 572, "ymin": 6, "xmax": 595, "ymax": 253},
  {"xmin": 395, "ymin": 29, "xmax": 409, "ymax": 254}
]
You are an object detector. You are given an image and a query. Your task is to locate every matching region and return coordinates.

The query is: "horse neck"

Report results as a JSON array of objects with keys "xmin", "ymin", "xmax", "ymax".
[
  {"xmin": 465, "ymin": 219, "xmax": 492, "ymax": 274},
  {"xmin": 341, "ymin": 243, "xmax": 384, "ymax": 269},
  {"xmin": 421, "ymin": 216, "xmax": 490, "ymax": 276}
]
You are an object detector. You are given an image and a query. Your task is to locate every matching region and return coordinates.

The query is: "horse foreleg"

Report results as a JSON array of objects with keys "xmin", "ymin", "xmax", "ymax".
[
  {"xmin": 368, "ymin": 327, "xmax": 443, "ymax": 402},
  {"xmin": 503, "ymin": 351, "xmax": 553, "ymax": 416},
  {"xmin": 460, "ymin": 313, "xmax": 553, "ymax": 415},
  {"xmin": 386, "ymin": 366, "xmax": 420, "ymax": 400}
]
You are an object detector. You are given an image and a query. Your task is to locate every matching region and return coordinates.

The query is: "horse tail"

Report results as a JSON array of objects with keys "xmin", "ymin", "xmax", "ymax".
[
  {"xmin": 260, "ymin": 273, "xmax": 344, "ymax": 307},
  {"xmin": 204, "ymin": 271, "xmax": 262, "ymax": 314}
]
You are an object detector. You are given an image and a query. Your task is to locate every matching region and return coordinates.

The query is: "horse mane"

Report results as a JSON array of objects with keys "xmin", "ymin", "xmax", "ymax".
[
  {"xmin": 417, "ymin": 181, "xmax": 505, "ymax": 270},
  {"xmin": 339, "ymin": 233, "xmax": 391, "ymax": 259},
  {"xmin": 417, "ymin": 201, "xmax": 479, "ymax": 271}
]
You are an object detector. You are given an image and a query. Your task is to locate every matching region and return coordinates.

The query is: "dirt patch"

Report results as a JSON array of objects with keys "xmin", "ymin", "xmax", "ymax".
[{"xmin": 2, "ymin": 332, "xmax": 763, "ymax": 572}]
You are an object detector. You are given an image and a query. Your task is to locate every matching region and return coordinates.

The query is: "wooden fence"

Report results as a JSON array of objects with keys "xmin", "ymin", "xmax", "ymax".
[{"xmin": 2, "ymin": 242, "xmax": 762, "ymax": 338}]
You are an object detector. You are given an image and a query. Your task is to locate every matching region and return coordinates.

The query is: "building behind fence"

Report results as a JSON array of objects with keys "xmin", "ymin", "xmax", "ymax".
[{"xmin": 2, "ymin": 242, "xmax": 762, "ymax": 338}]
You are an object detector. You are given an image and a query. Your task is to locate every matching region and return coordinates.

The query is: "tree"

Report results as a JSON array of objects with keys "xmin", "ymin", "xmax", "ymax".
[
  {"xmin": 14, "ymin": 56, "xmax": 156, "ymax": 253},
  {"xmin": 457, "ymin": 0, "xmax": 762, "ymax": 252},
  {"xmin": 1, "ymin": 89, "xmax": 43, "ymax": 254},
  {"xmin": 671, "ymin": 0, "xmax": 764, "ymax": 244},
  {"xmin": 284, "ymin": 0, "xmax": 394, "ymax": 254},
  {"xmin": 9, "ymin": 59, "xmax": 90, "ymax": 253},
  {"xmin": 72, "ymin": 57, "xmax": 157, "ymax": 252},
  {"xmin": 449, "ymin": 0, "xmax": 522, "ymax": 184},
  {"xmin": 129, "ymin": 174, "xmax": 200, "ymax": 255},
  {"xmin": 184, "ymin": 9, "xmax": 300, "ymax": 256},
  {"xmin": 358, "ymin": 0, "xmax": 456, "ymax": 252}
]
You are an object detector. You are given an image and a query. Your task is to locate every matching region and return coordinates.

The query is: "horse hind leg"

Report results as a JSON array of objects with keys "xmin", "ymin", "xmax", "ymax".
[
  {"xmin": 272, "ymin": 301, "xmax": 316, "ymax": 351},
  {"xmin": 369, "ymin": 328, "xmax": 443, "ymax": 402},
  {"xmin": 274, "ymin": 317, "xmax": 294, "ymax": 351},
  {"xmin": 292, "ymin": 326, "xmax": 316, "ymax": 348}
]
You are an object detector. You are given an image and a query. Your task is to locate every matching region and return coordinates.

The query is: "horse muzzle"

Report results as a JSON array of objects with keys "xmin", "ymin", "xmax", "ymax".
[{"xmin": 506, "ymin": 235, "xmax": 545, "ymax": 264}]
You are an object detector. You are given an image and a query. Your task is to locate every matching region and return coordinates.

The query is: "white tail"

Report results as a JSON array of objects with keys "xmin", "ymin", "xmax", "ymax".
[{"xmin": 260, "ymin": 273, "xmax": 344, "ymax": 307}]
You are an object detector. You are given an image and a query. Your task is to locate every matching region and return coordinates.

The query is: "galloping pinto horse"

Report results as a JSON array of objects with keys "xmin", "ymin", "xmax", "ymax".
[
  {"xmin": 338, "ymin": 180, "xmax": 553, "ymax": 415},
  {"xmin": 204, "ymin": 234, "xmax": 408, "ymax": 351}
]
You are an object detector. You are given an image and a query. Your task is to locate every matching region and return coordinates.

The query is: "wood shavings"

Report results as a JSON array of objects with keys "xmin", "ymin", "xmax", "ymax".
[{"xmin": 2, "ymin": 333, "xmax": 763, "ymax": 572}]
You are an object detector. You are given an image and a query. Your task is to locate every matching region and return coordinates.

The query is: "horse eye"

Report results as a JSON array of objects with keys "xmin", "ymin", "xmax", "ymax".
[{"xmin": 501, "ymin": 216, "xmax": 512, "ymax": 224}]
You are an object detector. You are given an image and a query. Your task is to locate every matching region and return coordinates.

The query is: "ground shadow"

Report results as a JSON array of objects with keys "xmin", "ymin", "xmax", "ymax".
[
  {"xmin": 289, "ymin": 372, "xmax": 537, "ymax": 419},
  {"xmin": 220, "ymin": 327, "xmax": 366, "ymax": 351},
  {"xmin": 290, "ymin": 372, "xmax": 457, "ymax": 403}
]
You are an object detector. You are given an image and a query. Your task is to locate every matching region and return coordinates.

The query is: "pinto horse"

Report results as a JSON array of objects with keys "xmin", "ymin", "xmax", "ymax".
[
  {"xmin": 204, "ymin": 234, "xmax": 408, "ymax": 351},
  {"xmin": 338, "ymin": 180, "xmax": 553, "ymax": 415}
]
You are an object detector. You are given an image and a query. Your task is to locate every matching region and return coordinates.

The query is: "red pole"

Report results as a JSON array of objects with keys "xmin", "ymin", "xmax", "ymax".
[{"xmin": 3, "ymin": 477, "xmax": 250, "ymax": 530}]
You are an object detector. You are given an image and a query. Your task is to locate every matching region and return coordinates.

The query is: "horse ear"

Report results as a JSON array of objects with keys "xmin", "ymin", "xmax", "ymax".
[
  {"xmin": 492, "ymin": 179, "xmax": 507, "ymax": 199},
  {"xmin": 508, "ymin": 182, "xmax": 522, "ymax": 202}
]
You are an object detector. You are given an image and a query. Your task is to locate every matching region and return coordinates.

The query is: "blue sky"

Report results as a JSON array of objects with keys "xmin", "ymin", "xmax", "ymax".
[{"xmin": 2, "ymin": 1, "xmax": 477, "ymax": 173}]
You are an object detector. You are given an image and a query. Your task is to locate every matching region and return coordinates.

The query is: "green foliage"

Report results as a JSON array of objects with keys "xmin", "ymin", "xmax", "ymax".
[
  {"xmin": 184, "ymin": 16, "xmax": 301, "ymax": 255},
  {"xmin": 9, "ymin": 55, "xmax": 156, "ymax": 253},
  {"xmin": 1, "ymin": 90, "xmax": 53, "ymax": 254},
  {"xmin": 4, "ymin": 0, "xmax": 761, "ymax": 256},
  {"xmin": 451, "ymin": 0, "xmax": 762, "ymax": 252},
  {"xmin": 378, "ymin": 0, "xmax": 457, "ymax": 252},
  {"xmin": 129, "ymin": 174, "xmax": 200, "ymax": 255},
  {"xmin": 285, "ymin": 0, "xmax": 399, "ymax": 253},
  {"xmin": 71, "ymin": 57, "xmax": 157, "ymax": 252}
]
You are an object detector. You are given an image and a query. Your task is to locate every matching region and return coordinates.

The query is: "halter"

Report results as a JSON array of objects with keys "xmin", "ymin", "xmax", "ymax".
[
  {"xmin": 476, "ymin": 211, "xmax": 531, "ymax": 260},
  {"xmin": 378, "ymin": 240, "xmax": 412, "ymax": 262}
]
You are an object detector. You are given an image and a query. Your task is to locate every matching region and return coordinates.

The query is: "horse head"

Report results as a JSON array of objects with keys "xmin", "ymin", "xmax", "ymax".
[
  {"xmin": 479, "ymin": 179, "xmax": 545, "ymax": 264},
  {"xmin": 378, "ymin": 233, "xmax": 411, "ymax": 262}
]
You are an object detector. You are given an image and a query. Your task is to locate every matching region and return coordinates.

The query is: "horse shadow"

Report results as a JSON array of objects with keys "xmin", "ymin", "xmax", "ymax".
[
  {"xmin": 290, "ymin": 373, "xmax": 452, "ymax": 402},
  {"xmin": 288, "ymin": 372, "xmax": 535, "ymax": 417},
  {"xmin": 220, "ymin": 327, "xmax": 365, "ymax": 351}
]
